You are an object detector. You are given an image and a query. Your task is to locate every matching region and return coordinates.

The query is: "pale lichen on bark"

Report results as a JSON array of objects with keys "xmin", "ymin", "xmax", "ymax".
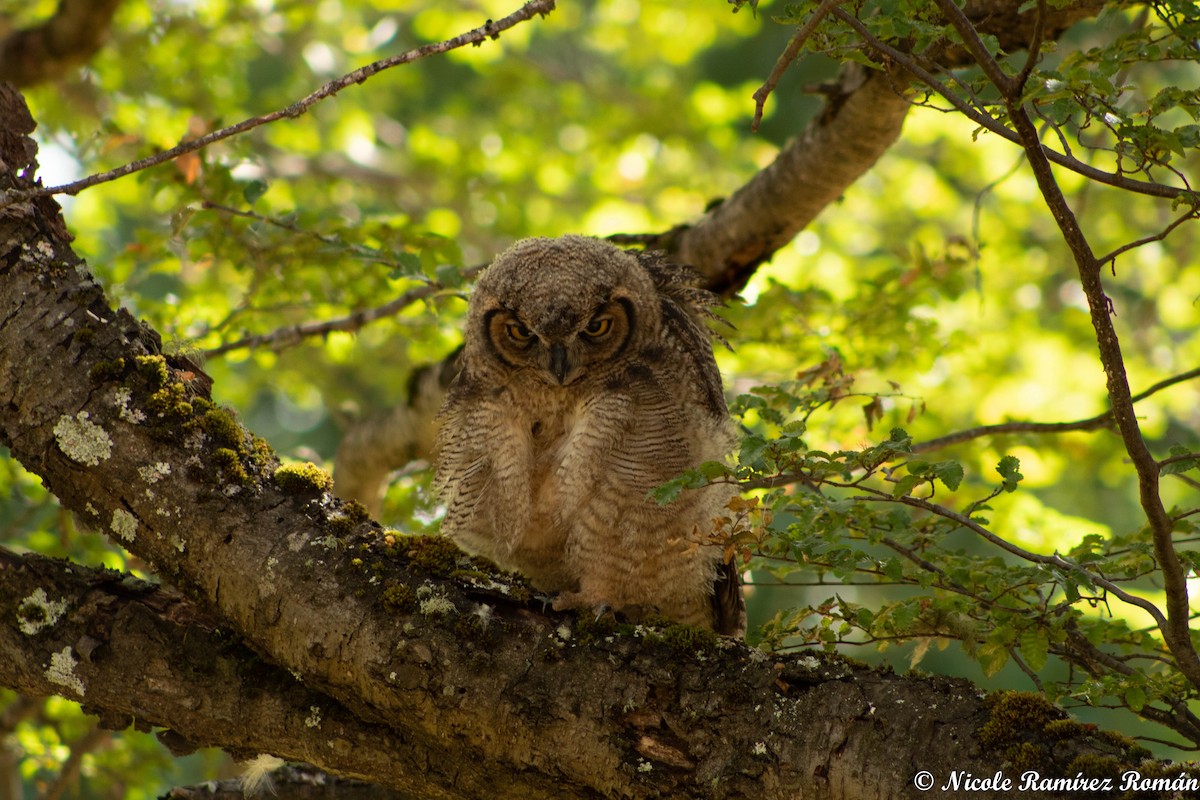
[
  {"xmin": 16, "ymin": 588, "xmax": 68, "ymax": 635},
  {"xmin": 52, "ymin": 411, "xmax": 112, "ymax": 466}
]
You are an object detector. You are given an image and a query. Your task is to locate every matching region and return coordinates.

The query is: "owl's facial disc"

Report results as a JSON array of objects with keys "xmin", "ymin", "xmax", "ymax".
[{"xmin": 482, "ymin": 298, "xmax": 633, "ymax": 387}]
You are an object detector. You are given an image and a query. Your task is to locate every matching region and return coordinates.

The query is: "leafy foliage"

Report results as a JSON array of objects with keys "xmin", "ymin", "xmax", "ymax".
[{"xmin": 3, "ymin": 0, "xmax": 1200, "ymax": 793}]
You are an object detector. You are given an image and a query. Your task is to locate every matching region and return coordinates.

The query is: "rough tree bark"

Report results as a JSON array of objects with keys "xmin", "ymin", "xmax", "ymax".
[{"xmin": 0, "ymin": 85, "xmax": 1171, "ymax": 798}]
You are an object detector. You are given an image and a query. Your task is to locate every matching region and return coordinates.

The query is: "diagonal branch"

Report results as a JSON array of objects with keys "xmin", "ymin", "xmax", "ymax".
[
  {"xmin": 0, "ymin": 0, "xmax": 556, "ymax": 205},
  {"xmin": 1097, "ymin": 207, "xmax": 1200, "ymax": 267},
  {"xmin": 0, "ymin": 83, "xmax": 1165, "ymax": 800},
  {"xmin": 751, "ymin": 0, "xmax": 846, "ymax": 131},
  {"xmin": 912, "ymin": 365, "xmax": 1200, "ymax": 453},
  {"xmin": 203, "ymin": 278, "xmax": 468, "ymax": 359},
  {"xmin": 0, "ymin": 547, "xmax": 457, "ymax": 797},
  {"xmin": 928, "ymin": 0, "xmax": 1200, "ymax": 692}
]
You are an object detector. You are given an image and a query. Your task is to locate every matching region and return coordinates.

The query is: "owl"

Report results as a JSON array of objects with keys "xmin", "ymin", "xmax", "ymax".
[{"xmin": 434, "ymin": 235, "xmax": 745, "ymax": 636}]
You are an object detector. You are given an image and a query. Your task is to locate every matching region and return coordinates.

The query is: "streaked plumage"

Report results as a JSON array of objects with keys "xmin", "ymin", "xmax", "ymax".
[{"xmin": 434, "ymin": 235, "xmax": 745, "ymax": 635}]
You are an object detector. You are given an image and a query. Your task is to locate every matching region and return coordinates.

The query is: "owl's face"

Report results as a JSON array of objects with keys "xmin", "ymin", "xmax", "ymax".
[{"xmin": 467, "ymin": 236, "xmax": 660, "ymax": 386}]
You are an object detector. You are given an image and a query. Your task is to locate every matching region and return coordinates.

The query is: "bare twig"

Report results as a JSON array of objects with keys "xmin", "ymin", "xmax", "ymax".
[
  {"xmin": 1009, "ymin": 647, "xmax": 1046, "ymax": 692},
  {"xmin": 1014, "ymin": 0, "xmax": 1047, "ymax": 95},
  {"xmin": 1097, "ymin": 206, "xmax": 1200, "ymax": 268},
  {"xmin": 912, "ymin": 416, "xmax": 1114, "ymax": 452},
  {"xmin": 752, "ymin": 0, "xmax": 846, "ymax": 131},
  {"xmin": 0, "ymin": 0, "xmax": 556, "ymax": 205}
]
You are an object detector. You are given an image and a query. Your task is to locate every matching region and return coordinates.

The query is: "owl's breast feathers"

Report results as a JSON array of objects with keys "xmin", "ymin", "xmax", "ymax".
[{"xmin": 434, "ymin": 236, "xmax": 745, "ymax": 636}]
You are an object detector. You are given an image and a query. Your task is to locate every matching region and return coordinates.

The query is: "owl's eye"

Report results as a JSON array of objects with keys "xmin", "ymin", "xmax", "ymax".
[
  {"xmin": 506, "ymin": 321, "xmax": 534, "ymax": 343},
  {"xmin": 583, "ymin": 316, "xmax": 612, "ymax": 338}
]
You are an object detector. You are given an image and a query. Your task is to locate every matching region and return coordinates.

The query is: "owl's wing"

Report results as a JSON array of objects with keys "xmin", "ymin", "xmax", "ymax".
[
  {"xmin": 433, "ymin": 385, "xmax": 492, "ymax": 538},
  {"xmin": 435, "ymin": 377, "xmax": 538, "ymax": 564},
  {"xmin": 636, "ymin": 251, "xmax": 731, "ymax": 420}
]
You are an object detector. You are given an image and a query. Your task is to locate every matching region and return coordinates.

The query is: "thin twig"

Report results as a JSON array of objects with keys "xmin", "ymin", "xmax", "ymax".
[
  {"xmin": 0, "ymin": 0, "xmax": 556, "ymax": 205},
  {"xmin": 1097, "ymin": 207, "xmax": 1200, "ymax": 267},
  {"xmin": 912, "ymin": 416, "xmax": 1112, "ymax": 453},
  {"xmin": 1158, "ymin": 452, "xmax": 1200, "ymax": 471},
  {"xmin": 932, "ymin": 0, "xmax": 1013, "ymax": 95},
  {"xmin": 861, "ymin": 489, "xmax": 1171, "ymax": 630},
  {"xmin": 203, "ymin": 266, "xmax": 482, "ymax": 358},
  {"xmin": 201, "ymin": 201, "xmax": 416, "ymax": 271},
  {"xmin": 1014, "ymin": 0, "xmax": 1047, "ymax": 96},
  {"xmin": 752, "ymin": 0, "xmax": 845, "ymax": 131},
  {"xmin": 828, "ymin": 7, "xmax": 1192, "ymax": 201},
  {"xmin": 1009, "ymin": 647, "xmax": 1046, "ymax": 692}
]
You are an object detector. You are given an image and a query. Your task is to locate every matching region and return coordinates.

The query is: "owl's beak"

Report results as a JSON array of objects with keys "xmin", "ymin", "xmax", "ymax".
[{"xmin": 548, "ymin": 343, "xmax": 570, "ymax": 384}]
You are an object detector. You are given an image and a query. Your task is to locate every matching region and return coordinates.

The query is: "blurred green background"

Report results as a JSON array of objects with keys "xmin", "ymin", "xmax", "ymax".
[{"xmin": 3, "ymin": 0, "xmax": 1199, "ymax": 794}]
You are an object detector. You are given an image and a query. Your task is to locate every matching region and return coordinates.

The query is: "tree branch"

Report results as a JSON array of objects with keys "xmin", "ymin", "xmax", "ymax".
[
  {"xmin": 0, "ymin": 82, "xmax": 1163, "ymax": 800},
  {"xmin": 751, "ymin": 0, "xmax": 846, "ymax": 131},
  {"xmin": 673, "ymin": 0, "xmax": 1120, "ymax": 294},
  {"xmin": 671, "ymin": 64, "xmax": 911, "ymax": 296},
  {"xmin": 930, "ymin": 0, "xmax": 1200, "ymax": 692},
  {"xmin": 0, "ymin": 548, "xmax": 458, "ymax": 798},
  {"xmin": 1097, "ymin": 207, "xmax": 1200, "ymax": 267},
  {"xmin": 0, "ymin": 0, "xmax": 122, "ymax": 87},
  {"xmin": 911, "ymin": 365, "xmax": 1200, "ymax": 453},
  {"xmin": 829, "ymin": 6, "xmax": 1194, "ymax": 203},
  {"xmin": 0, "ymin": 0, "xmax": 556, "ymax": 204},
  {"xmin": 859, "ymin": 490, "xmax": 1171, "ymax": 629}
]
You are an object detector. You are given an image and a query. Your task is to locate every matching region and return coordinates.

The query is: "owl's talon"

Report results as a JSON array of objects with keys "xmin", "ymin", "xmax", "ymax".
[
  {"xmin": 552, "ymin": 594, "xmax": 655, "ymax": 626},
  {"xmin": 550, "ymin": 590, "xmax": 585, "ymax": 613},
  {"xmin": 552, "ymin": 592, "xmax": 616, "ymax": 622}
]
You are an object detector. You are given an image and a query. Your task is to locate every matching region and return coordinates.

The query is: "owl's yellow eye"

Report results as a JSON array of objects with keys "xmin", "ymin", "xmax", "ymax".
[
  {"xmin": 583, "ymin": 316, "xmax": 612, "ymax": 338},
  {"xmin": 506, "ymin": 321, "xmax": 534, "ymax": 342}
]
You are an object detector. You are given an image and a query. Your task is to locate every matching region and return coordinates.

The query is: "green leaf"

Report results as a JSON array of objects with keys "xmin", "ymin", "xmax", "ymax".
[
  {"xmin": 881, "ymin": 557, "xmax": 904, "ymax": 581},
  {"xmin": 892, "ymin": 474, "xmax": 924, "ymax": 498},
  {"xmin": 1125, "ymin": 685, "xmax": 1146, "ymax": 713},
  {"xmin": 241, "ymin": 179, "xmax": 268, "ymax": 205},
  {"xmin": 739, "ymin": 434, "xmax": 771, "ymax": 470},
  {"xmin": 1019, "ymin": 627, "xmax": 1049, "ymax": 672},
  {"xmin": 933, "ymin": 461, "xmax": 964, "ymax": 492},
  {"xmin": 997, "ymin": 456, "xmax": 1024, "ymax": 492},
  {"xmin": 978, "ymin": 643, "xmax": 1010, "ymax": 677},
  {"xmin": 432, "ymin": 261, "xmax": 462, "ymax": 286}
]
